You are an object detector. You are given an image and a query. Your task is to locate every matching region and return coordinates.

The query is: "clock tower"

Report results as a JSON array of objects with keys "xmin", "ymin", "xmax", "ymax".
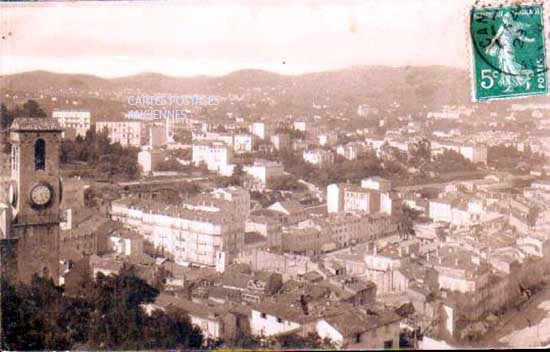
[{"xmin": 5, "ymin": 118, "xmax": 63, "ymax": 284}]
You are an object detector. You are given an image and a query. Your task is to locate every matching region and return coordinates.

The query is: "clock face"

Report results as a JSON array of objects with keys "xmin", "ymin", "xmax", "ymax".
[{"xmin": 30, "ymin": 184, "xmax": 52, "ymax": 207}]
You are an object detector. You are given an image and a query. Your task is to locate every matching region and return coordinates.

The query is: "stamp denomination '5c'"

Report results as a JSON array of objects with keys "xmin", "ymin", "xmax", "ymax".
[{"xmin": 470, "ymin": 2, "xmax": 548, "ymax": 101}]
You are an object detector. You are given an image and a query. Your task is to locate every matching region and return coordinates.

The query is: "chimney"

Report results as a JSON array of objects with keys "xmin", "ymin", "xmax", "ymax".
[{"xmin": 374, "ymin": 244, "xmax": 378, "ymax": 255}]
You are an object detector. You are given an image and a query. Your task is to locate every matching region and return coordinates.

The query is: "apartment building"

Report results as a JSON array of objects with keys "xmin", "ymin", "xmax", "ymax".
[
  {"xmin": 52, "ymin": 110, "xmax": 91, "ymax": 138},
  {"xmin": 233, "ymin": 134, "xmax": 253, "ymax": 153},
  {"xmin": 96, "ymin": 120, "xmax": 145, "ymax": 147},
  {"xmin": 243, "ymin": 160, "xmax": 285, "ymax": 189},
  {"xmin": 303, "ymin": 148, "xmax": 334, "ymax": 167},
  {"xmin": 192, "ymin": 141, "xmax": 234, "ymax": 175},
  {"xmin": 343, "ymin": 186, "xmax": 381, "ymax": 214},
  {"xmin": 110, "ymin": 192, "xmax": 246, "ymax": 269},
  {"xmin": 336, "ymin": 142, "xmax": 366, "ymax": 160},
  {"xmin": 270, "ymin": 133, "xmax": 291, "ymax": 151},
  {"xmin": 251, "ymin": 121, "xmax": 275, "ymax": 140},
  {"xmin": 432, "ymin": 141, "xmax": 488, "ymax": 164}
]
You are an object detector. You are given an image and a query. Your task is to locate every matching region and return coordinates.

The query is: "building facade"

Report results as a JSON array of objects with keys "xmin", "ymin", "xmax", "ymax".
[
  {"xmin": 303, "ymin": 149, "xmax": 334, "ymax": 167},
  {"xmin": 96, "ymin": 121, "xmax": 145, "ymax": 147},
  {"xmin": 192, "ymin": 142, "xmax": 234, "ymax": 175},
  {"xmin": 52, "ymin": 110, "xmax": 91, "ymax": 139}
]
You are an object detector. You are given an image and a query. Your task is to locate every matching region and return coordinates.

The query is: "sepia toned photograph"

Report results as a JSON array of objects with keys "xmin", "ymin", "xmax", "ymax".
[{"xmin": 0, "ymin": 0, "xmax": 549, "ymax": 350}]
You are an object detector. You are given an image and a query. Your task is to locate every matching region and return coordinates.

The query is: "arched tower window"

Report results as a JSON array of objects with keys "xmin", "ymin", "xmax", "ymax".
[{"xmin": 35, "ymin": 138, "xmax": 46, "ymax": 170}]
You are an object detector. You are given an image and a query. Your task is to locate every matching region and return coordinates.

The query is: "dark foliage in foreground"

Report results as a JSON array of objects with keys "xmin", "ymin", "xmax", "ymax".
[{"xmin": 0, "ymin": 266, "xmax": 203, "ymax": 350}]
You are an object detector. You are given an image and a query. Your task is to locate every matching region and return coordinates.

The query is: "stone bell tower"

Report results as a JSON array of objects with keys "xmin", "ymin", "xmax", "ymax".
[{"xmin": 1, "ymin": 118, "xmax": 63, "ymax": 284}]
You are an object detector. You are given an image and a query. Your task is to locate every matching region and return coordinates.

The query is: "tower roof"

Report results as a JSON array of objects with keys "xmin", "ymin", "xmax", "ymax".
[{"xmin": 10, "ymin": 118, "xmax": 63, "ymax": 132}]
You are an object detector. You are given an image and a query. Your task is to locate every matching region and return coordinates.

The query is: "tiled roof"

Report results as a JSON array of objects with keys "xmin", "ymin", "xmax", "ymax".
[
  {"xmin": 322, "ymin": 307, "xmax": 402, "ymax": 337},
  {"xmin": 10, "ymin": 118, "xmax": 62, "ymax": 131},
  {"xmin": 112, "ymin": 196, "xmax": 240, "ymax": 224},
  {"xmin": 253, "ymin": 301, "xmax": 311, "ymax": 323},
  {"xmin": 155, "ymin": 293, "xmax": 226, "ymax": 319}
]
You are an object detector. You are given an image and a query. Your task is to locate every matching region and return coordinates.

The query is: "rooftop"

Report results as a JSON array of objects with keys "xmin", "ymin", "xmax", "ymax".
[
  {"xmin": 321, "ymin": 305, "xmax": 403, "ymax": 337},
  {"xmin": 10, "ymin": 118, "xmax": 63, "ymax": 132},
  {"xmin": 112, "ymin": 196, "xmax": 240, "ymax": 225}
]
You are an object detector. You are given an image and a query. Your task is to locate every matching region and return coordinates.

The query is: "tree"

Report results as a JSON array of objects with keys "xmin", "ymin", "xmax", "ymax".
[
  {"xmin": 1, "ymin": 266, "xmax": 204, "ymax": 350},
  {"xmin": 226, "ymin": 164, "xmax": 245, "ymax": 186},
  {"xmin": 429, "ymin": 149, "xmax": 477, "ymax": 174},
  {"xmin": 0, "ymin": 103, "xmax": 14, "ymax": 130},
  {"xmin": 11, "ymin": 100, "xmax": 47, "ymax": 118},
  {"xmin": 223, "ymin": 331, "xmax": 334, "ymax": 349},
  {"xmin": 1, "ymin": 276, "xmax": 93, "ymax": 350},
  {"xmin": 273, "ymin": 332, "xmax": 335, "ymax": 349},
  {"xmin": 408, "ymin": 138, "xmax": 431, "ymax": 168},
  {"xmin": 1, "ymin": 103, "xmax": 14, "ymax": 153},
  {"xmin": 60, "ymin": 126, "xmax": 140, "ymax": 180},
  {"xmin": 397, "ymin": 204, "xmax": 419, "ymax": 239}
]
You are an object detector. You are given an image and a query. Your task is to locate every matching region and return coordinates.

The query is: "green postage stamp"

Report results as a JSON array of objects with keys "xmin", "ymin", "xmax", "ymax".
[{"xmin": 470, "ymin": 1, "xmax": 548, "ymax": 101}]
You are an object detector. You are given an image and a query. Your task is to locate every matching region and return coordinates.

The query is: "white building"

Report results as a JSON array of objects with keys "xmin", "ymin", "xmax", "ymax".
[
  {"xmin": 243, "ymin": 160, "xmax": 285, "ymax": 188},
  {"xmin": 138, "ymin": 149, "xmax": 164, "ymax": 175},
  {"xmin": 109, "ymin": 232, "xmax": 143, "ymax": 257},
  {"xmin": 293, "ymin": 121, "xmax": 306, "ymax": 132},
  {"xmin": 380, "ymin": 192, "xmax": 394, "ymax": 216},
  {"xmin": 428, "ymin": 198, "xmax": 454, "ymax": 223},
  {"xmin": 328, "ymin": 182, "xmax": 390, "ymax": 215},
  {"xmin": 233, "ymin": 134, "xmax": 253, "ymax": 153},
  {"xmin": 303, "ymin": 149, "xmax": 334, "ymax": 167},
  {"xmin": 192, "ymin": 142, "xmax": 234, "ymax": 176},
  {"xmin": 250, "ymin": 303, "xmax": 303, "ymax": 337},
  {"xmin": 459, "ymin": 144, "xmax": 488, "ymax": 164},
  {"xmin": 361, "ymin": 177, "xmax": 392, "ymax": 192},
  {"xmin": 96, "ymin": 121, "xmax": 145, "ymax": 147},
  {"xmin": 344, "ymin": 186, "xmax": 381, "ymax": 214},
  {"xmin": 251, "ymin": 122, "xmax": 274, "ymax": 140},
  {"xmin": 357, "ymin": 104, "xmax": 379, "ymax": 118},
  {"xmin": 432, "ymin": 141, "xmax": 488, "ymax": 164},
  {"xmin": 336, "ymin": 142, "xmax": 366, "ymax": 160},
  {"xmin": 428, "ymin": 197, "xmax": 474, "ymax": 226},
  {"xmin": 532, "ymin": 180, "xmax": 550, "ymax": 192},
  {"xmin": 110, "ymin": 192, "xmax": 246, "ymax": 269},
  {"xmin": 52, "ymin": 110, "xmax": 91, "ymax": 138},
  {"xmin": 192, "ymin": 131, "xmax": 253, "ymax": 154},
  {"xmin": 327, "ymin": 184, "xmax": 345, "ymax": 214}
]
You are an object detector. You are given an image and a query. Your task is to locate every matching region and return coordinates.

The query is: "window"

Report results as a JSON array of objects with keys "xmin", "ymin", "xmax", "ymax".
[
  {"xmin": 355, "ymin": 333, "xmax": 361, "ymax": 343},
  {"xmin": 35, "ymin": 139, "xmax": 46, "ymax": 170},
  {"xmin": 260, "ymin": 312, "xmax": 267, "ymax": 319},
  {"xmin": 277, "ymin": 317, "xmax": 283, "ymax": 323}
]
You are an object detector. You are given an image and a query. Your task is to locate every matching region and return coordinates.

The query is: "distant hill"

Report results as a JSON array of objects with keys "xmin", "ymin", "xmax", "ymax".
[
  {"xmin": 0, "ymin": 70, "xmax": 113, "ymax": 92},
  {"xmin": 3, "ymin": 66, "xmax": 545, "ymax": 113}
]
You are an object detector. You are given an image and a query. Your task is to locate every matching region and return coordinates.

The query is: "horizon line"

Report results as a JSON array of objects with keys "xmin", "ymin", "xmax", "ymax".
[{"xmin": 0, "ymin": 64, "xmax": 467, "ymax": 80}]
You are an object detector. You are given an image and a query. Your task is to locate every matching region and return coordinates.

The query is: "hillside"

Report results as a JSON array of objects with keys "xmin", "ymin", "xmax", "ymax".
[{"xmin": 3, "ymin": 66, "xmax": 544, "ymax": 115}]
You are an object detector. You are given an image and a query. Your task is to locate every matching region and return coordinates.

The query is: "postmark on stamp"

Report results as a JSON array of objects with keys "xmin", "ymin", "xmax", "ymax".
[{"xmin": 470, "ymin": 2, "xmax": 548, "ymax": 101}]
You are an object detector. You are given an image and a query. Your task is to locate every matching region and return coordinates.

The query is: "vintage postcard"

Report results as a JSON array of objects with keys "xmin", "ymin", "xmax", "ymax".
[{"xmin": 1, "ymin": 0, "xmax": 550, "ymax": 350}]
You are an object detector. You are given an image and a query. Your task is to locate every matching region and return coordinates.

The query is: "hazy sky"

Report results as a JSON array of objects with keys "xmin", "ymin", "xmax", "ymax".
[{"xmin": 0, "ymin": 0, "xmax": 472, "ymax": 78}]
